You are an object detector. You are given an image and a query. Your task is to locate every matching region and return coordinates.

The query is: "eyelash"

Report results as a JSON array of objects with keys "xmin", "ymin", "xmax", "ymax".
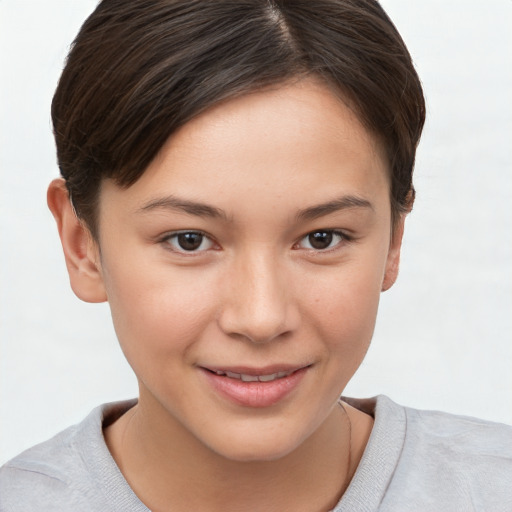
[{"xmin": 159, "ymin": 229, "xmax": 351, "ymax": 254}]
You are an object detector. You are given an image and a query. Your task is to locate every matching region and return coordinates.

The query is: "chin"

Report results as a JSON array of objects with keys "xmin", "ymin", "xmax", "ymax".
[
  {"xmin": 214, "ymin": 441, "xmax": 297, "ymax": 463},
  {"xmin": 202, "ymin": 420, "xmax": 311, "ymax": 463}
]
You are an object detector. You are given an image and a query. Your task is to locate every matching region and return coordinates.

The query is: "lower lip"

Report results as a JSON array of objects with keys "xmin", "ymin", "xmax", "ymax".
[{"xmin": 201, "ymin": 367, "xmax": 308, "ymax": 408}]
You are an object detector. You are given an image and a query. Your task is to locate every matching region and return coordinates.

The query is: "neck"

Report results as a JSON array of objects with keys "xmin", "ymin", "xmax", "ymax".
[{"xmin": 104, "ymin": 395, "xmax": 364, "ymax": 512}]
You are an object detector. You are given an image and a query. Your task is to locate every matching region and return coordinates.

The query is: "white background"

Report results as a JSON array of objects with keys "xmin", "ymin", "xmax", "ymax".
[{"xmin": 1, "ymin": 1, "xmax": 511, "ymax": 464}]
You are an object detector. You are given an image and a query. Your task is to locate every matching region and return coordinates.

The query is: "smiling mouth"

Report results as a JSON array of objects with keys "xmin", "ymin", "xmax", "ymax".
[{"xmin": 201, "ymin": 365, "xmax": 310, "ymax": 407}]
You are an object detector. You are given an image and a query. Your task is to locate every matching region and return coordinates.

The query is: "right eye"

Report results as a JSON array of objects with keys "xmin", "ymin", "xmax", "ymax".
[{"xmin": 162, "ymin": 231, "xmax": 215, "ymax": 253}]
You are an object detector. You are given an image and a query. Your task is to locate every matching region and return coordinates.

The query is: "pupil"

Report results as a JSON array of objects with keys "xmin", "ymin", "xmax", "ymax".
[
  {"xmin": 177, "ymin": 233, "xmax": 203, "ymax": 251},
  {"xmin": 309, "ymin": 231, "xmax": 332, "ymax": 250}
]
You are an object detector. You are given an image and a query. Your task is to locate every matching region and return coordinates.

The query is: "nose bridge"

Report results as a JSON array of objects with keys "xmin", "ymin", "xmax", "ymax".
[{"xmin": 218, "ymin": 247, "xmax": 296, "ymax": 343}]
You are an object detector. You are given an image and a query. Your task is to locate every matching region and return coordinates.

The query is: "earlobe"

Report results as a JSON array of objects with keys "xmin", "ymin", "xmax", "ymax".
[
  {"xmin": 47, "ymin": 178, "xmax": 107, "ymax": 303},
  {"xmin": 381, "ymin": 215, "xmax": 406, "ymax": 292}
]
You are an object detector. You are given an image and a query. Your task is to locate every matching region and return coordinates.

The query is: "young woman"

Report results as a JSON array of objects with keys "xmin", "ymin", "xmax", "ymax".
[{"xmin": 1, "ymin": 1, "xmax": 510, "ymax": 510}]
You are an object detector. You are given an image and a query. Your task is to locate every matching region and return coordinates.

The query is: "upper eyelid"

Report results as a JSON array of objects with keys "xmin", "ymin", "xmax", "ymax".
[
  {"xmin": 160, "ymin": 229, "xmax": 212, "ymax": 240},
  {"xmin": 296, "ymin": 228, "xmax": 350, "ymax": 242}
]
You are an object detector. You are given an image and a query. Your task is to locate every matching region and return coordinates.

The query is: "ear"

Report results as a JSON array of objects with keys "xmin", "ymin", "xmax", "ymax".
[
  {"xmin": 381, "ymin": 214, "xmax": 406, "ymax": 292},
  {"xmin": 47, "ymin": 178, "xmax": 107, "ymax": 303}
]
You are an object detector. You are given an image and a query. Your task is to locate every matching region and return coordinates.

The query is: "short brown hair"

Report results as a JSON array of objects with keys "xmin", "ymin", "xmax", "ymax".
[{"xmin": 52, "ymin": 0, "xmax": 425, "ymax": 237}]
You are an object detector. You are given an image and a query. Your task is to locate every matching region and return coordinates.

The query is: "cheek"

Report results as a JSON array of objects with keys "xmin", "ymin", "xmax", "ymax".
[
  {"xmin": 303, "ymin": 257, "xmax": 384, "ymax": 356},
  {"xmin": 103, "ymin": 258, "xmax": 217, "ymax": 367}
]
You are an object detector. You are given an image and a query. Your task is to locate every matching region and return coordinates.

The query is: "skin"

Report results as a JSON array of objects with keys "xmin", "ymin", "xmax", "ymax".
[{"xmin": 48, "ymin": 79, "xmax": 405, "ymax": 512}]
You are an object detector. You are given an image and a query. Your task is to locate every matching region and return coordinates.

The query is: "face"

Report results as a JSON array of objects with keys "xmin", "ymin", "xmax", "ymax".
[{"xmin": 86, "ymin": 80, "xmax": 403, "ymax": 461}]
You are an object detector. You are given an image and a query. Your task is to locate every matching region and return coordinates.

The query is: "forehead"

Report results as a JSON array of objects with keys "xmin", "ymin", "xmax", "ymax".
[{"xmin": 100, "ymin": 80, "xmax": 390, "ymax": 220}]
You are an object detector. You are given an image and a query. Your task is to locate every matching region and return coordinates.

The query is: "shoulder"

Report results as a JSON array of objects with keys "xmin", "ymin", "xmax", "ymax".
[
  {"xmin": 404, "ymin": 402, "xmax": 512, "ymax": 454},
  {"xmin": 402, "ymin": 402, "xmax": 512, "ymax": 473},
  {"xmin": 0, "ymin": 400, "xmax": 138, "ymax": 512},
  {"xmin": 338, "ymin": 395, "xmax": 512, "ymax": 512},
  {"xmin": 388, "ymin": 397, "xmax": 512, "ymax": 510},
  {"xmin": 359, "ymin": 394, "xmax": 512, "ymax": 460},
  {"xmin": 1, "ymin": 422, "xmax": 87, "ymax": 511}
]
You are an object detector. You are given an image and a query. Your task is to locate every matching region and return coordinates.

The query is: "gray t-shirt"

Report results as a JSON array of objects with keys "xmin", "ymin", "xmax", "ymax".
[{"xmin": 1, "ymin": 395, "xmax": 511, "ymax": 511}]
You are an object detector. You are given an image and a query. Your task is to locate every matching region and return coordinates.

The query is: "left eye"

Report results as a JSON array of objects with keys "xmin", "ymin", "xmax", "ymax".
[
  {"xmin": 297, "ymin": 230, "xmax": 345, "ymax": 251},
  {"xmin": 163, "ymin": 231, "xmax": 214, "ymax": 252}
]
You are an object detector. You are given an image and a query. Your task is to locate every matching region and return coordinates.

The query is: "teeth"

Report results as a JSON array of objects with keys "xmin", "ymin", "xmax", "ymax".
[
  {"xmin": 241, "ymin": 374, "xmax": 259, "ymax": 382},
  {"xmin": 258, "ymin": 373, "xmax": 278, "ymax": 382},
  {"xmin": 212, "ymin": 370, "xmax": 295, "ymax": 382}
]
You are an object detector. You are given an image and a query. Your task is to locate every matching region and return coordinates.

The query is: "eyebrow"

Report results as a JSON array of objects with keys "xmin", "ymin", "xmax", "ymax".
[
  {"xmin": 136, "ymin": 195, "xmax": 228, "ymax": 220},
  {"xmin": 296, "ymin": 195, "xmax": 374, "ymax": 221},
  {"xmin": 136, "ymin": 194, "xmax": 373, "ymax": 222}
]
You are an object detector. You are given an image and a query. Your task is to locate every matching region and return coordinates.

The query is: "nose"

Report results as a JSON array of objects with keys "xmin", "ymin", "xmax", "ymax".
[{"xmin": 217, "ymin": 252, "xmax": 300, "ymax": 344}]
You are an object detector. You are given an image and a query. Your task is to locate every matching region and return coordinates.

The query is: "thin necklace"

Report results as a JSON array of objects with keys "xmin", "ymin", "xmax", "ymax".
[{"xmin": 338, "ymin": 400, "xmax": 352, "ymax": 493}]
